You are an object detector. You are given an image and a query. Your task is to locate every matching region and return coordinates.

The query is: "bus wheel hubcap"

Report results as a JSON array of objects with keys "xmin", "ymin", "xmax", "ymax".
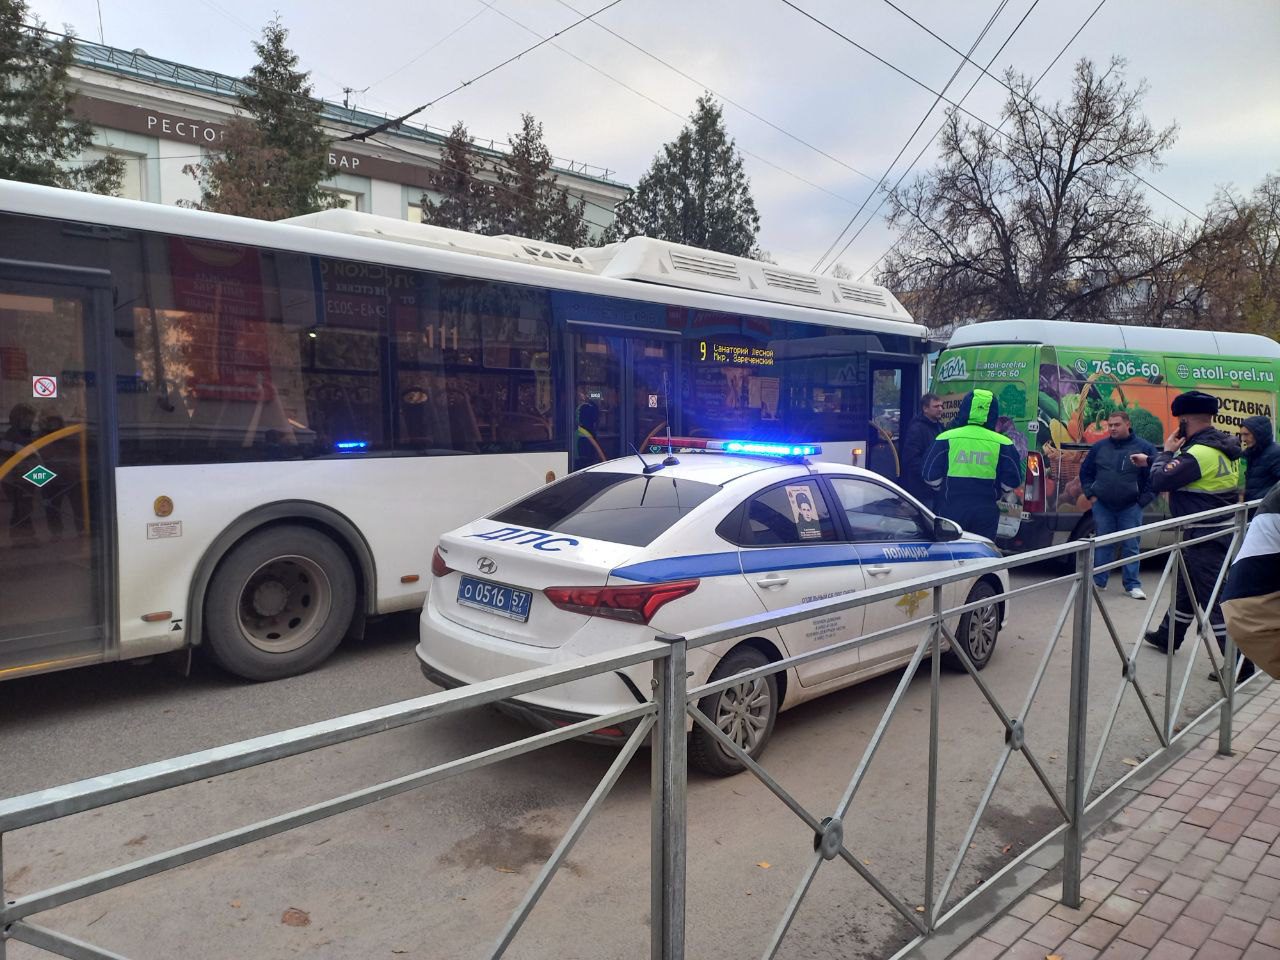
[{"xmin": 238, "ymin": 556, "xmax": 332, "ymax": 654}]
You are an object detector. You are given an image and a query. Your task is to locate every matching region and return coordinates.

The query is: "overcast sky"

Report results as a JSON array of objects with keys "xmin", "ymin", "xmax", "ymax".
[{"xmin": 31, "ymin": 0, "xmax": 1280, "ymax": 278}]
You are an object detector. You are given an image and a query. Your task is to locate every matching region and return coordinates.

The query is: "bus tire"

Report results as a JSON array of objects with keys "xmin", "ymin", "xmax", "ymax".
[{"xmin": 204, "ymin": 525, "xmax": 356, "ymax": 681}]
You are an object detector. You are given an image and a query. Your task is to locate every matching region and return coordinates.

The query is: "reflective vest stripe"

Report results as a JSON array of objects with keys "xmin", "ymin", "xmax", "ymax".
[
  {"xmin": 1184, "ymin": 444, "xmax": 1240, "ymax": 494},
  {"xmin": 936, "ymin": 424, "xmax": 1010, "ymax": 481}
]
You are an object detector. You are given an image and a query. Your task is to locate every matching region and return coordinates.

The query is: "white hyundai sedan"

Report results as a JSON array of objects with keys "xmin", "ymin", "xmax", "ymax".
[{"xmin": 417, "ymin": 440, "xmax": 1009, "ymax": 775}]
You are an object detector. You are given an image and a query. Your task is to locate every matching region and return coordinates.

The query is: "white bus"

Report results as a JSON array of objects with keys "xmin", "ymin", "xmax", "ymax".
[{"xmin": 0, "ymin": 181, "xmax": 928, "ymax": 682}]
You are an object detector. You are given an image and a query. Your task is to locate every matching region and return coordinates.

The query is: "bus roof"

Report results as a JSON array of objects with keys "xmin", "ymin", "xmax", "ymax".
[
  {"xmin": 946, "ymin": 318, "xmax": 1280, "ymax": 359},
  {"xmin": 1, "ymin": 181, "xmax": 925, "ymax": 339},
  {"xmin": 285, "ymin": 211, "xmax": 910, "ymax": 325}
]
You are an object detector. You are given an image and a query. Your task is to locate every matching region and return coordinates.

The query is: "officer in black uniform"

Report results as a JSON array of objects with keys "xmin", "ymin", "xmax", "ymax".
[{"xmin": 1137, "ymin": 390, "xmax": 1253, "ymax": 680}]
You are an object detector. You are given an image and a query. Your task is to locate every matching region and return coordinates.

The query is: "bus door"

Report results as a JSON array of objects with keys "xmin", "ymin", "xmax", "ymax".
[
  {"xmin": 866, "ymin": 359, "xmax": 920, "ymax": 482},
  {"xmin": 0, "ymin": 265, "xmax": 112, "ymax": 678},
  {"xmin": 570, "ymin": 329, "xmax": 677, "ymax": 471}
]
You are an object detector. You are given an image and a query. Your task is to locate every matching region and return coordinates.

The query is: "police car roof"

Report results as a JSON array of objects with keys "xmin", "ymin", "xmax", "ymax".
[
  {"xmin": 582, "ymin": 451, "xmax": 802, "ymax": 486},
  {"xmin": 581, "ymin": 453, "xmax": 897, "ymax": 487}
]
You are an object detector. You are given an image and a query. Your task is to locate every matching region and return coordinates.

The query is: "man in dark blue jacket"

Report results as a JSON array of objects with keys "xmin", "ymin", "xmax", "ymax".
[
  {"xmin": 1241, "ymin": 415, "xmax": 1280, "ymax": 503},
  {"xmin": 1080, "ymin": 410, "xmax": 1158, "ymax": 599},
  {"xmin": 900, "ymin": 392, "xmax": 946, "ymax": 508}
]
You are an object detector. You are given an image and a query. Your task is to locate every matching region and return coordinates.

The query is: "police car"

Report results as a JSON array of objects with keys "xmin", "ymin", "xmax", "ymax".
[{"xmin": 416, "ymin": 439, "xmax": 1009, "ymax": 776}]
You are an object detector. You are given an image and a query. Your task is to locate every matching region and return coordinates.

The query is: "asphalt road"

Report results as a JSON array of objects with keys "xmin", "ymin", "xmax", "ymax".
[{"xmin": 0, "ymin": 564, "xmax": 1249, "ymax": 960}]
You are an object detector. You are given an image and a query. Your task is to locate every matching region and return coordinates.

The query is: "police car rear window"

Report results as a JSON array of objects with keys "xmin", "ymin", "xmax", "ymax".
[{"xmin": 491, "ymin": 472, "xmax": 720, "ymax": 547}]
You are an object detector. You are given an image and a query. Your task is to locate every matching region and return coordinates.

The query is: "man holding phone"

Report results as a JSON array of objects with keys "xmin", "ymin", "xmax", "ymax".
[
  {"xmin": 1136, "ymin": 391, "xmax": 1252, "ymax": 680},
  {"xmin": 1080, "ymin": 411, "xmax": 1157, "ymax": 598}
]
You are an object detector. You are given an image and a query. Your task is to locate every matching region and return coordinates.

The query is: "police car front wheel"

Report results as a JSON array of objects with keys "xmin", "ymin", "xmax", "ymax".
[
  {"xmin": 690, "ymin": 646, "xmax": 779, "ymax": 777},
  {"xmin": 943, "ymin": 580, "xmax": 1001, "ymax": 672}
]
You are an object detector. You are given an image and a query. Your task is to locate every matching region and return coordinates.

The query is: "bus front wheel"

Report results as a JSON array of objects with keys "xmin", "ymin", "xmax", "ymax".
[{"xmin": 204, "ymin": 525, "xmax": 356, "ymax": 681}]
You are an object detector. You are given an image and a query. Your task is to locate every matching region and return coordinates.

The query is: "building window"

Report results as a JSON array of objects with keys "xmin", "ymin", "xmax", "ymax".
[
  {"xmin": 324, "ymin": 189, "xmax": 363, "ymax": 211},
  {"xmin": 407, "ymin": 202, "xmax": 426, "ymax": 224},
  {"xmin": 80, "ymin": 147, "xmax": 146, "ymax": 201}
]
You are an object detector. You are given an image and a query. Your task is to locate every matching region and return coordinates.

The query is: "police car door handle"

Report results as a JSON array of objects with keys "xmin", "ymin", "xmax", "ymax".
[
  {"xmin": 865, "ymin": 565, "xmax": 893, "ymax": 577},
  {"xmin": 756, "ymin": 575, "xmax": 789, "ymax": 588}
]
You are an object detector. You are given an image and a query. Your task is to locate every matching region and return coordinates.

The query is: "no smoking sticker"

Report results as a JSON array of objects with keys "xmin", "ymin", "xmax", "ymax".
[{"xmin": 32, "ymin": 375, "xmax": 57, "ymax": 398}]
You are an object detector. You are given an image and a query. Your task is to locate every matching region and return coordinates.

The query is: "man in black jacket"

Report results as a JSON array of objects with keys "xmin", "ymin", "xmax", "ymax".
[
  {"xmin": 1080, "ymin": 410, "xmax": 1157, "ymax": 599},
  {"xmin": 1136, "ymin": 391, "xmax": 1251, "ymax": 680},
  {"xmin": 1241, "ymin": 415, "xmax": 1280, "ymax": 502},
  {"xmin": 900, "ymin": 392, "xmax": 945, "ymax": 508}
]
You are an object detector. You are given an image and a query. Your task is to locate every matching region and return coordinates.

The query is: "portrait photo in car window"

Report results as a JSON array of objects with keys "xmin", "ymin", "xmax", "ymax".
[{"xmin": 785, "ymin": 484, "xmax": 823, "ymax": 540}]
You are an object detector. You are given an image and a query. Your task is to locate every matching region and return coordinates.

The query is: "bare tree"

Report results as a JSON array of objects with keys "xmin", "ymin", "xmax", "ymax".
[
  {"xmin": 1202, "ymin": 173, "xmax": 1280, "ymax": 337},
  {"xmin": 880, "ymin": 58, "xmax": 1200, "ymax": 327},
  {"xmin": 1126, "ymin": 172, "xmax": 1280, "ymax": 335}
]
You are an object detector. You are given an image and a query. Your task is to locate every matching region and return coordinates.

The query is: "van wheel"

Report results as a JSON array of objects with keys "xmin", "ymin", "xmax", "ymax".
[
  {"xmin": 1057, "ymin": 514, "xmax": 1096, "ymax": 572},
  {"xmin": 690, "ymin": 646, "xmax": 778, "ymax": 777},
  {"xmin": 943, "ymin": 580, "xmax": 1001, "ymax": 672},
  {"xmin": 204, "ymin": 526, "xmax": 356, "ymax": 681}
]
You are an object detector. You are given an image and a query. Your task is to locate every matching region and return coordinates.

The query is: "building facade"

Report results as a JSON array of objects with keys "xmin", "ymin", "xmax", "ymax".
[{"xmin": 66, "ymin": 38, "xmax": 629, "ymax": 235}]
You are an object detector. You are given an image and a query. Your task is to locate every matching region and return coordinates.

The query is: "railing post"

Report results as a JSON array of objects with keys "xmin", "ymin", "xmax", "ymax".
[
  {"xmin": 1218, "ymin": 507, "xmax": 1247, "ymax": 755},
  {"xmin": 924, "ymin": 585, "xmax": 942, "ymax": 930},
  {"xmin": 1063, "ymin": 543, "xmax": 1093, "ymax": 908},
  {"xmin": 651, "ymin": 634, "xmax": 687, "ymax": 960},
  {"xmin": 1165, "ymin": 527, "xmax": 1181, "ymax": 741},
  {"xmin": 1, "ymin": 835, "xmax": 7, "ymax": 960}
]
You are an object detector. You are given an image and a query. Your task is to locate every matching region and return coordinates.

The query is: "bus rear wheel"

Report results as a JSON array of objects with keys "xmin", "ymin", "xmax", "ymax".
[{"xmin": 205, "ymin": 525, "xmax": 356, "ymax": 681}]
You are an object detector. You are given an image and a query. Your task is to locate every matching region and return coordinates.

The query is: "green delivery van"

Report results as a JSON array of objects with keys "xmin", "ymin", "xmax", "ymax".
[{"xmin": 933, "ymin": 319, "xmax": 1280, "ymax": 551}]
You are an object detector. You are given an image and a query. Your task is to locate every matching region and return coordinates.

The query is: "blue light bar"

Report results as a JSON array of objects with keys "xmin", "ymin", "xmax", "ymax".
[
  {"xmin": 335, "ymin": 440, "xmax": 369, "ymax": 452},
  {"xmin": 661, "ymin": 437, "xmax": 821, "ymax": 458},
  {"xmin": 724, "ymin": 440, "xmax": 821, "ymax": 457}
]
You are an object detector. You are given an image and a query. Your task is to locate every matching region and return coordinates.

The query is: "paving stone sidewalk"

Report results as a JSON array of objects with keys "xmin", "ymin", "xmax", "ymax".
[{"xmin": 955, "ymin": 680, "xmax": 1280, "ymax": 960}]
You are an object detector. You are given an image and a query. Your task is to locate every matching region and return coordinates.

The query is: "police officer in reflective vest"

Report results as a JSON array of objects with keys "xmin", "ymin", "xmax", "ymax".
[
  {"xmin": 922, "ymin": 388, "xmax": 1024, "ymax": 540},
  {"xmin": 1136, "ymin": 390, "xmax": 1252, "ymax": 679}
]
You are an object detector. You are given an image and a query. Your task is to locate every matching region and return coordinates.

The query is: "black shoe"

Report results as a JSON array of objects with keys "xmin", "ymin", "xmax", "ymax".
[
  {"xmin": 1144, "ymin": 632, "xmax": 1176, "ymax": 653},
  {"xmin": 1210, "ymin": 661, "xmax": 1257, "ymax": 683}
]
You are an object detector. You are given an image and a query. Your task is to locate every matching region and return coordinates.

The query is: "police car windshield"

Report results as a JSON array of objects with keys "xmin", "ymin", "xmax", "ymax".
[{"xmin": 491, "ymin": 472, "xmax": 720, "ymax": 547}]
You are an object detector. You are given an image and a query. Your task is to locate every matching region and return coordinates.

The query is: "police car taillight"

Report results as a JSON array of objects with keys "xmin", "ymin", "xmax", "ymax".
[
  {"xmin": 543, "ymin": 580, "xmax": 700, "ymax": 624},
  {"xmin": 431, "ymin": 547, "xmax": 452, "ymax": 577}
]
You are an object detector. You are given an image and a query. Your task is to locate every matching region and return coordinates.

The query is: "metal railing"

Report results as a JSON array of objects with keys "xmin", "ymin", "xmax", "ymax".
[{"xmin": 0, "ymin": 501, "xmax": 1268, "ymax": 960}]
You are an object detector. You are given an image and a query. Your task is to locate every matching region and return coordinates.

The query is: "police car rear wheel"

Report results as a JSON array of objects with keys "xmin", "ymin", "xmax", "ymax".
[
  {"xmin": 944, "ymin": 581, "xmax": 1000, "ymax": 672},
  {"xmin": 690, "ymin": 646, "xmax": 778, "ymax": 777}
]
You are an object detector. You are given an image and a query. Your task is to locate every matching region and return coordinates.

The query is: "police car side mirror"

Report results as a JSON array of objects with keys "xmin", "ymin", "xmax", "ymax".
[{"xmin": 933, "ymin": 517, "xmax": 963, "ymax": 542}]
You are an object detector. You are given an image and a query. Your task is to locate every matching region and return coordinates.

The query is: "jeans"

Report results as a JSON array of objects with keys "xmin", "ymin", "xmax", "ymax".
[{"xmin": 1092, "ymin": 502, "xmax": 1144, "ymax": 591}]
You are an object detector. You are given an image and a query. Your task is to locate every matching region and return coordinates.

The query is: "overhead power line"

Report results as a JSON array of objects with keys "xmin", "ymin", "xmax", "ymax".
[
  {"xmin": 809, "ymin": 0, "xmax": 1016, "ymax": 273},
  {"xmin": 781, "ymin": 0, "xmax": 1200, "ymax": 274},
  {"xmin": 364, "ymin": 7, "xmax": 491, "ymax": 91},
  {"xmin": 337, "ymin": 0, "xmax": 625, "ymax": 143},
  {"xmin": 818, "ymin": 0, "xmax": 1042, "ymax": 275},
  {"xmin": 472, "ymin": 0, "xmax": 860, "ymax": 207},
  {"xmin": 30, "ymin": 21, "xmax": 618, "ymax": 187},
  {"xmin": 551, "ymin": 0, "xmax": 877, "ymax": 188},
  {"xmin": 776, "ymin": 0, "xmax": 1005, "ymax": 134},
  {"xmin": 855, "ymin": 0, "xmax": 1111, "ymax": 281},
  {"xmin": 874, "ymin": 0, "xmax": 1201, "ymax": 222}
]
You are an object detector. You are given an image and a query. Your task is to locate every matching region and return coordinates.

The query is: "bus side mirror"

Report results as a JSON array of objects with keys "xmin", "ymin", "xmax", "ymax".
[{"xmin": 934, "ymin": 516, "xmax": 963, "ymax": 542}]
